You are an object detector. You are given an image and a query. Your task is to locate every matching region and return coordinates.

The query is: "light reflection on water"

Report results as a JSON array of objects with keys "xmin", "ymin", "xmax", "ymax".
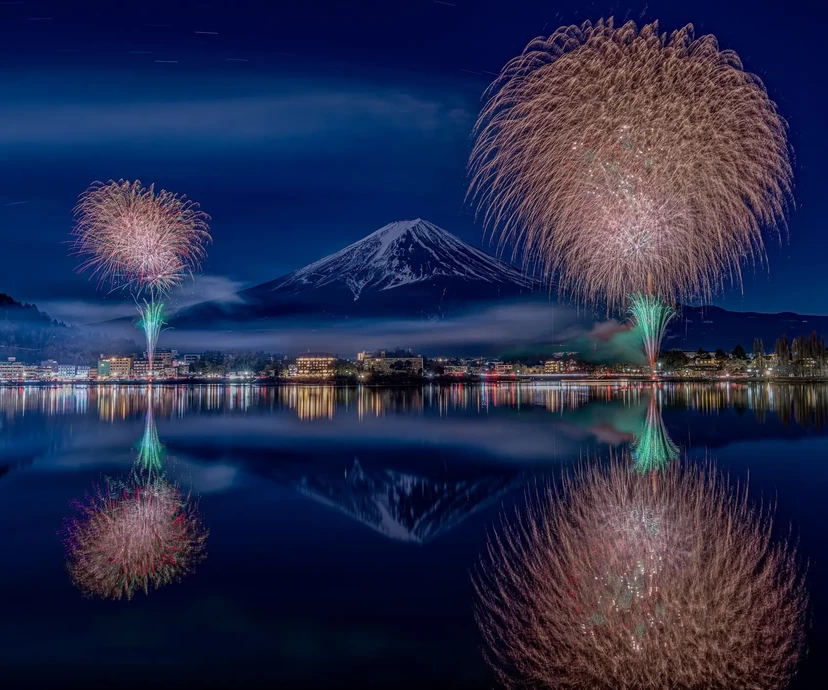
[
  {"xmin": 3, "ymin": 380, "xmax": 828, "ymax": 424},
  {"xmin": 0, "ymin": 382, "xmax": 825, "ymax": 688}
]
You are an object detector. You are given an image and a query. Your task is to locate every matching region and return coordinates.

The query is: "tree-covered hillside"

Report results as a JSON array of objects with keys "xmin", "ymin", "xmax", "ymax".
[{"xmin": 0, "ymin": 293, "xmax": 136, "ymax": 364}]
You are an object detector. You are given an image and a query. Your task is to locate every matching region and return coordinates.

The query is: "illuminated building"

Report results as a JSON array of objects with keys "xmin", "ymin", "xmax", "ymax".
[
  {"xmin": 544, "ymin": 360, "xmax": 562, "ymax": 374},
  {"xmin": 0, "ymin": 358, "xmax": 25, "ymax": 381},
  {"xmin": 98, "ymin": 356, "xmax": 133, "ymax": 379},
  {"xmin": 57, "ymin": 364, "xmax": 77, "ymax": 379},
  {"xmin": 443, "ymin": 365, "xmax": 467, "ymax": 375},
  {"xmin": 295, "ymin": 353, "xmax": 336, "ymax": 378},
  {"xmin": 148, "ymin": 350, "xmax": 174, "ymax": 369}
]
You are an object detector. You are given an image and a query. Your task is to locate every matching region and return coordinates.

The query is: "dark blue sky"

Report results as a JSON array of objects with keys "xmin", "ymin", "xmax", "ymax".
[{"xmin": 0, "ymin": 0, "xmax": 825, "ymax": 319}]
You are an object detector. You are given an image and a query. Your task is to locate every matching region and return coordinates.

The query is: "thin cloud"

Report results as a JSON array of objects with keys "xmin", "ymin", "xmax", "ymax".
[
  {"xmin": 0, "ymin": 89, "xmax": 471, "ymax": 147},
  {"xmin": 37, "ymin": 274, "xmax": 247, "ymax": 326}
]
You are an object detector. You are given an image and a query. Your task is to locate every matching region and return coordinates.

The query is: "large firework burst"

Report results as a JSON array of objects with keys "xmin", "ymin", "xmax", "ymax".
[
  {"xmin": 474, "ymin": 458, "xmax": 806, "ymax": 690},
  {"xmin": 63, "ymin": 476, "xmax": 207, "ymax": 600},
  {"xmin": 469, "ymin": 18, "xmax": 791, "ymax": 309}
]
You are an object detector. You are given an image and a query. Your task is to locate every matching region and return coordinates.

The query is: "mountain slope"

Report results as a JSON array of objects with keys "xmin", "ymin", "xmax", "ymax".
[
  {"xmin": 264, "ymin": 218, "xmax": 535, "ymax": 299},
  {"xmin": 293, "ymin": 459, "xmax": 521, "ymax": 543},
  {"xmin": 175, "ymin": 219, "xmax": 538, "ymax": 324},
  {"xmin": 265, "ymin": 458, "xmax": 521, "ymax": 544}
]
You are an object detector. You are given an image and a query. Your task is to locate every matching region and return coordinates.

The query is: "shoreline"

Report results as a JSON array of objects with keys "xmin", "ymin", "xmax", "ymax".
[{"xmin": 3, "ymin": 375, "xmax": 828, "ymax": 387}]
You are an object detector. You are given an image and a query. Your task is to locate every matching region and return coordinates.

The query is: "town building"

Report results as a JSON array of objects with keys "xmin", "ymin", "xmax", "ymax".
[
  {"xmin": 57, "ymin": 364, "xmax": 77, "ymax": 379},
  {"xmin": 0, "ymin": 358, "xmax": 25, "ymax": 381},
  {"xmin": 182, "ymin": 354, "xmax": 201, "ymax": 364},
  {"xmin": 98, "ymin": 356, "xmax": 133, "ymax": 379},
  {"xmin": 492, "ymin": 362, "xmax": 513, "ymax": 376},
  {"xmin": 544, "ymin": 360, "xmax": 563, "ymax": 374},
  {"xmin": 148, "ymin": 350, "xmax": 174, "ymax": 369},
  {"xmin": 362, "ymin": 354, "xmax": 424, "ymax": 375},
  {"xmin": 295, "ymin": 353, "xmax": 336, "ymax": 378},
  {"xmin": 443, "ymin": 364, "xmax": 467, "ymax": 375}
]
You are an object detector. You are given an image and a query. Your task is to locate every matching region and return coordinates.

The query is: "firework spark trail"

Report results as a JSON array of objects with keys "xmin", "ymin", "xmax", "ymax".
[
  {"xmin": 474, "ymin": 458, "xmax": 806, "ymax": 690},
  {"xmin": 63, "ymin": 476, "xmax": 207, "ymax": 600},
  {"xmin": 469, "ymin": 18, "xmax": 791, "ymax": 310},
  {"xmin": 138, "ymin": 299, "xmax": 166, "ymax": 375},
  {"xmin": 629, "ymin": 292, "xmax": 674, "ymax": 374},
  {"xmin": 631, "ymin": 391, "xmax": 678, "ymax": 474},
  {"xmin": 136, "ymin": 400, "xmax": 165, "ymax": 476}
]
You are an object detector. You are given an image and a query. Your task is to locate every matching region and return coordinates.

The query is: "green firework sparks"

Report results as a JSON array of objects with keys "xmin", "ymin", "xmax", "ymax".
[
  {"xmin": 137, "ymin": 299, "xmax": 165, "ymax": 374},
  {"xmin": 136, "ymin": 407, "xmax": 165, "ymax": 476},
  {"xmin": 632, "ymin": 396, "xmax": 678, "ymax": 474},
  {"xmin": 628, "ymin": 293, "xmax": 675, "ymax": 374}
]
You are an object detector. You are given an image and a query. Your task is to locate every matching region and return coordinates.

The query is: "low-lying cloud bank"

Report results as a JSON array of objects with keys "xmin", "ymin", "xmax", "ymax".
[{"xmin": 81, "ymin": 297, "xmax": 646, "ymax": 363}]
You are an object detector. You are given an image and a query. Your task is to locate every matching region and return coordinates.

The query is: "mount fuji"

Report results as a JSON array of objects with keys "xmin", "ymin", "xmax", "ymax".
[{"xmin": 175, "ymin": 219, "xmax": 538, "ymax": 325}]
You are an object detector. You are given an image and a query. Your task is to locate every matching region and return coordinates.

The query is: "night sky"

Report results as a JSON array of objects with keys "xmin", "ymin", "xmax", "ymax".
[{"xmin": 0, "ymin": 0, "xmax": 825, "ymax": 322}]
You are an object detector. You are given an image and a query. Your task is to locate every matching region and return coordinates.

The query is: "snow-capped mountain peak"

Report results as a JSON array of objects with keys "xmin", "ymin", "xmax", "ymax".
[
  {"xmin": 174, "ymin": 218, "xmax": 539, "ymax": 325},
  {"xmin": 270, "ymin": 218, "xmax": 535, "ymax": 300}
]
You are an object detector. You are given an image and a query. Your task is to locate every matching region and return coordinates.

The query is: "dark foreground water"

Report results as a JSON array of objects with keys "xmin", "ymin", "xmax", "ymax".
[{"xmin": 0, "ymin": 382, "xmax": 825, "ymax": 688}]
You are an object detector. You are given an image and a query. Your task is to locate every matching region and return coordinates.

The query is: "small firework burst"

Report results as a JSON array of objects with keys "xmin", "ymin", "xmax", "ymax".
[
  {"xmin": 72, "ymin": 179, "xmax": 211, "ymax": 298},
  {"xmin": 63, "ymin": 476, "xmax": 207, "ymax": 600},
  {"xmin": 474, "ymin": 458, "xmax": 806, "ymax": 690}
]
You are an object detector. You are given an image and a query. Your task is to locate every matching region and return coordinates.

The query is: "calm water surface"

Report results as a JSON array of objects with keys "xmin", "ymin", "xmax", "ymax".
[{"xmin": 1, "ymin": 382, "xmax": 825, "ymax": 688}]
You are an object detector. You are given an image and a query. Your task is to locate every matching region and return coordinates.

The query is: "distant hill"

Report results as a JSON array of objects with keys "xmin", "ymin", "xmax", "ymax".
[
  {"xmin": 666, "ymin": 305, "xmax": 828, "ymax": 352},
  {"xmin": 0, "ymin": 293, "xmax": 136, "ymax": 363}
]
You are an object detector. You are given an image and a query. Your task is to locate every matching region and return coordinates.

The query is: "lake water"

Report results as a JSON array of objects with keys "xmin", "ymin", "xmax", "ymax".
[{"xmin": 0, "ymin": 382, "xmax": 824, "ymax": 688}]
